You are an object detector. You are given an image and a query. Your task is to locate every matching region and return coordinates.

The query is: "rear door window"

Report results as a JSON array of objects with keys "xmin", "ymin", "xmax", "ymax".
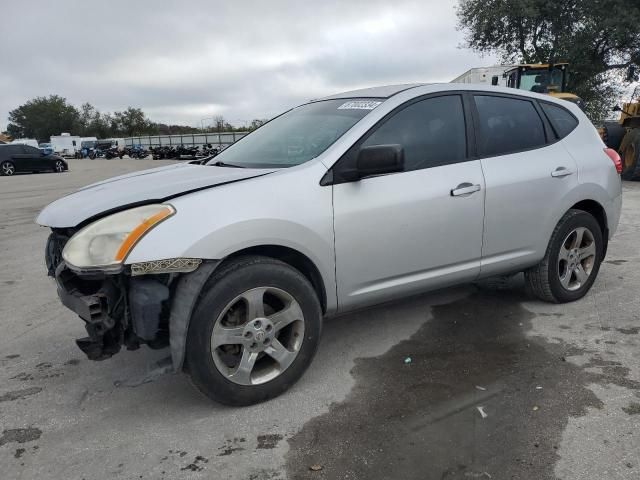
[
  {"xmin": 474, "ymin": 95, "xmax": 546, "ymax": 157},
  {"xmin": 540, "ymin": 102, "xmax": 578, "ymax": 139}
]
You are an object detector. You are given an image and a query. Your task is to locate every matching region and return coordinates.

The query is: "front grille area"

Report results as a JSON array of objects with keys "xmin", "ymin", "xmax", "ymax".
[{"xmin": 45, "ymin": 230, "xmax": 71, "ymax": 276}]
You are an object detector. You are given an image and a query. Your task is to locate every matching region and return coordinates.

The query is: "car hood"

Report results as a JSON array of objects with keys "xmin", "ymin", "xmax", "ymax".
[{"xmin": 37, "ymin": 162, "xmax": 276, "ymax": 228}]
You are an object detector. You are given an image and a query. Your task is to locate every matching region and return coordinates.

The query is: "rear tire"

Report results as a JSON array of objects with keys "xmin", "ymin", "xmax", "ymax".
[
  {"xmin": 186, "ymin": 256, "xmax": 322, "ymax": 406},
  {"xmin": 602, "ymin": 121, "xmax": 625, "ymax": 151},
  {"xmin": 620, "ymin": 129, "xmax": 640, "ymax": 180},
  {"xmin": 1, "ymin": 161, "xmax": 15, "ymax": 176},
  {"xmin": 525, "ymin": 210, "xmax": 603, "ymax": 303}
]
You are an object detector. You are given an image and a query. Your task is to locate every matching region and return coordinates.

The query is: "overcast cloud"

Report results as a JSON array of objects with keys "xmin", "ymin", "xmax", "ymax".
[{"xmin": 0, "ymin": 0, "xmax": 495, "ymax": 131}]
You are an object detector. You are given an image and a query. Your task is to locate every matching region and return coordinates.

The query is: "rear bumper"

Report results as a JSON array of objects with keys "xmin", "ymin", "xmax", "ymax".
[{"xmin": 608, "ymin": 193, "xmax": 622, "ymax": 239}]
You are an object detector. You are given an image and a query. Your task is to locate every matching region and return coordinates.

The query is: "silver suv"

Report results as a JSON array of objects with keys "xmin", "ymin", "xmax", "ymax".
[{"xmin": 38, "ymin": 84, "xmax": 623, "ymax": 405}]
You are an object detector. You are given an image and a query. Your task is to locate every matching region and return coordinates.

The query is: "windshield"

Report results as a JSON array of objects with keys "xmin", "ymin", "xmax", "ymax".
[
  {"xmin": 206, "ymin": 99, "xmax": 381, "ymax": 168},
  {"xmin": 519, "ymin": 68, "xmax": 565, "ymax": 93}
]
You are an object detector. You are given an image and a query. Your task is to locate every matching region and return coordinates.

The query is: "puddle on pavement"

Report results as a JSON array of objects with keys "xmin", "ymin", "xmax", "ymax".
[{"xmin": 286, "ymin": 282, "xmax": 638, "ymax": 479}]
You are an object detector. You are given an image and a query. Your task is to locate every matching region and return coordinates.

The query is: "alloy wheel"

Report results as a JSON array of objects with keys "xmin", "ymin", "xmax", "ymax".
[
  {"xmin": 210, "ymin": 286, "xmax": 305, "ymax": 385},
  {"xmin": 1, "ymin": 161, "xmax": 15, "ymax": 176},
  {"xmin": 55, "ymin": 160, "xmax": 64, "ymax": 172},
  {"xmin": 557, "ymin": 227, "xmax": 596, "ymax": 291}
]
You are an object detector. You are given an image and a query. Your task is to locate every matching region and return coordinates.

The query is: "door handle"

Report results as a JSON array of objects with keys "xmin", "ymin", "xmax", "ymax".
[
  {"xmin": 551, "ymin": 167, "xmax": 574, "ymax": 177},
  {"xmin": 451, "ymin": 183, "xmax": 481, "ymax": 196}
]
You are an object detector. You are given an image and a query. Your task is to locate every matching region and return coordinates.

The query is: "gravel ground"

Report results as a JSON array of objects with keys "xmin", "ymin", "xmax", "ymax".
[{"xmin": 0, "ymin": 158, "xmax": 639, "ymax": 480}]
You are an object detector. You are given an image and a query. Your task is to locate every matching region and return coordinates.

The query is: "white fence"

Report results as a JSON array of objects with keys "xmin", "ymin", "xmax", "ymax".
[{"xmin": 124, "ymin": 132, "xmax": 248, "ymax": 148}]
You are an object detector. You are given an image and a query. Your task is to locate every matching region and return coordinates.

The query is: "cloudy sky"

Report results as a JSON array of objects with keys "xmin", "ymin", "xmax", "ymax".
[{"xmin": 0, "ymin": 0, "xmax": 496, "ymax": 131}]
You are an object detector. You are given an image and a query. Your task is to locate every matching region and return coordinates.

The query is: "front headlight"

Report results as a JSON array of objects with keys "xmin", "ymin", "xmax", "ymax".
[{"xmin": 62, "ymin": 204, "xmax": 175, "ymax": 272}]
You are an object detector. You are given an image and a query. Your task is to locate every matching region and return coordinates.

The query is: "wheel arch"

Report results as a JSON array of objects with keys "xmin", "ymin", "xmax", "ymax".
[
  {"xmin": 221, "ymin": 244, "xmax": 328, "ymax": 314},
  {"xmin": 567, "ymin": 199, "xmax": 608, "ymax": 255},
  {"xmin": 167, "ymin": 244, "xmax": 328, "ymax": 374}
]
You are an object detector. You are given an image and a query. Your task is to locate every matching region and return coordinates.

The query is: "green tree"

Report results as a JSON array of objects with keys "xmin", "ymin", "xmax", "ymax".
[
  {"xmin": 7, "ymin": 95, "xmax": 80, "ymax": 141},
  {"xmin": 95, "ymin": 112, "xmax": 117, "ymax": 138},
  {"xmin": 112, "ymin": 107, "xmax": 156, "ymax": 137},
  {"xmin": 457, "ymin": 0, "xmax": 640, "ymax": 122},
  {"xmin": 77, "ymin": 102, "xmax": 96, "ymax": 136}
]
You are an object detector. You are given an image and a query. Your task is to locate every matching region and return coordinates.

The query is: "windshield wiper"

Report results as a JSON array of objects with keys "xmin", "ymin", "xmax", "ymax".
[{"xmin": 211, "ymin": 160, "xmax": 246, "ymax": 168}]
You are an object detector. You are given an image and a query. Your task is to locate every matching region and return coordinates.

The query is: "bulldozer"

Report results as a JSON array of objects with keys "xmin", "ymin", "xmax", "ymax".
[{"xmin": 602, "ymin": 86, "xmax": 640, "ymax": 180}]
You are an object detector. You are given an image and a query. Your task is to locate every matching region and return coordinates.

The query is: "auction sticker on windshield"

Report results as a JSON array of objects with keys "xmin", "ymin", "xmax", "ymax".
[{"xmin": 337, "ymin": 100, "xmax": 382, "ymax": 110}]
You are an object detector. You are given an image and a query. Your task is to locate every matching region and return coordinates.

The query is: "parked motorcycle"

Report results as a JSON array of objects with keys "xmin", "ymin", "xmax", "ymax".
[
  {"xmin": 174, "ymin": 145, "xmax": 200, "ymax": 159},
  {"xmin": 124, "ymin": 146, "xmax": 149, "ymax": 159},
  {"xmin": 151, "ymin": 146, "xmax": 177, "ymax": 159},
  {"xmin": 104, "ymin": 147, "xmax": 124, "ymax": 159},
  {"xmin": 200, "ymin": 144, "xmax": 220, "ymax": 157}
]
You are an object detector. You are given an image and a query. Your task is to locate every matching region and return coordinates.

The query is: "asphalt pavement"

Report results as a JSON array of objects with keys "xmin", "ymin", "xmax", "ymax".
[{"xmin": 1, "ymin": 159, "xmax": 639, "ymax": 479}]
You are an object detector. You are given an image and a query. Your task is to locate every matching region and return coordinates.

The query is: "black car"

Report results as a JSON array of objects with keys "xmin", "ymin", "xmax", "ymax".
[{"xmin": 0, "ymin": 144, "xmax": 68, "ymax": 176}]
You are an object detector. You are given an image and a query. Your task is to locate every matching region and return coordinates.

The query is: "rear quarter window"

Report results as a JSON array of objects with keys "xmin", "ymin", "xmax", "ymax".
[
  {"xmin": 473, "ymin": 95, "xmax": 547, "ymax": 157},
  {"xmin": 540, "ymin": 102, "xmax": 579, "ymax": 139}
]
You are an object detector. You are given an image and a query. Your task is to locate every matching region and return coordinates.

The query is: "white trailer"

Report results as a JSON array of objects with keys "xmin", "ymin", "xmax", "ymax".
[
  {"xmin": 79, "ymin": 136, "xmax": 97, "ymax": 150},
  {"xmin": 51, "ymin": 133, "xmax": 81, "ymax": 157},
  {"xmin": 10, "ymin": 138, "xmax": 39, "ymax": 148},
  {"xmin": 451, "ymin": 65, "xmax": 515, "ymax": 86}
]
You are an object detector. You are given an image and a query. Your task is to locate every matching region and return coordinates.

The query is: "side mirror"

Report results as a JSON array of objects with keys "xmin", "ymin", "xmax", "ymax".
[
  {"xmin": 491, "ymin": 76, "xmax": 499, "ymax": 86},
  {"xmin": 354, "ymin": 144, "xmax": 404, "ymax": 180}
]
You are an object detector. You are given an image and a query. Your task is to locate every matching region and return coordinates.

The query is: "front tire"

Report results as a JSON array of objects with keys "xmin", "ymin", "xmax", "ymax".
[
  {"xmin": 54, "ymin": 160, "xmax": 65, "ymax": 172},
  {"xmin": 526, "ymin": 210, "xmax": 603, "ymax": 303},
  {"xmin": 186, "ymin": 256, "xmax": 322, "ymax": 406}
]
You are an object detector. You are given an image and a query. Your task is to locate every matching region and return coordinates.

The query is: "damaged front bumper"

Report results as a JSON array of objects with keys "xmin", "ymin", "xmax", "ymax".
[
  {"xmin": 55, "ymin": 261, "xmax": 170, "ymax": 360},
  {"xmin": 46, "ymin": 231, "xmax": 217, "ymax": 368}
]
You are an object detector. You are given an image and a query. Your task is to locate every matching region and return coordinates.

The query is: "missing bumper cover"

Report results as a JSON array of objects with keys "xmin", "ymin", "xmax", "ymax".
[
  {"xmin": 55, "ymin": 263, "xmax": 171, "ymax": 361},
  {"xmin": 56, "ymin": 263, "xmax": 124, "ymax": 360}
]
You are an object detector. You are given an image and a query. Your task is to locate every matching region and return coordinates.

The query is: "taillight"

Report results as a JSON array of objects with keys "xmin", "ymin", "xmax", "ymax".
[{"xmin": 604, "ymin": 148, "xmax": 622, "ymax": 174}]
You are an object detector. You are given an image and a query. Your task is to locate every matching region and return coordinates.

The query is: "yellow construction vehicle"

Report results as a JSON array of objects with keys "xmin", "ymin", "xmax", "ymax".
[
  {"xmin": 502, "ymin": 63, "xmax": 585, "ymax": 109},
  {"xmin": 602, "ymin": 87, "xmax": 640, "ymax": 179},
  {"xmin": 453, "ymin": 62, "xmax": 585, "ymax": 109}
]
